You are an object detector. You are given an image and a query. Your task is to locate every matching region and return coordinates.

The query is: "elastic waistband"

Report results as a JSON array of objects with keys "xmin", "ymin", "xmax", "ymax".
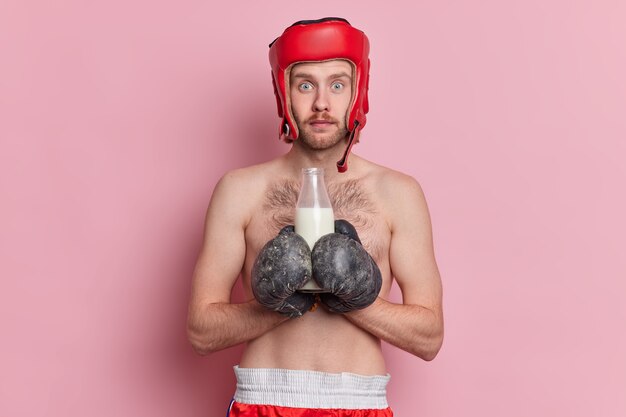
[{"xmin": 233, "ymin": 365, "xmax": 391, "ymax": 409}]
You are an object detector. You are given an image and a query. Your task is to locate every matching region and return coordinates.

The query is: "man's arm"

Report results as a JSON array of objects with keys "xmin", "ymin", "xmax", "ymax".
[
  {"xmin": 345, "ymin": 174, "xmax": 444, "ymax": 361},
  {"xmin": 186, "ymin": 171, "xmax": 288, "ymax": 355}
]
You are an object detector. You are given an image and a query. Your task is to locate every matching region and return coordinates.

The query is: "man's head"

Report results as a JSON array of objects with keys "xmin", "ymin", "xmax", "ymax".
[
  {"xmin": 289, "ymin": 59, "xmax": 353, "ymax": 151},
  {"xmin": 268, "ymin": 17, "xmax": 370, "ymax": 172}
]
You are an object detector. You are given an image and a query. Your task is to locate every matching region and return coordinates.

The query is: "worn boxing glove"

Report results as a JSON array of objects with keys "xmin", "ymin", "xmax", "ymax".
[
  {"xmin": 311, "ymin": 219, "xmax": 382, "ymax": 313},
  {"xmin": 251, "ymin": 225, "xmax": 315, "ymax": 318}
]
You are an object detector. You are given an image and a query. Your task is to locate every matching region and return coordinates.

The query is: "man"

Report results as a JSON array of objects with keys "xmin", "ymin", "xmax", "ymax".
[{"xmin": 187, "ymin": 18, "xmax": 443, "ymax": 416}]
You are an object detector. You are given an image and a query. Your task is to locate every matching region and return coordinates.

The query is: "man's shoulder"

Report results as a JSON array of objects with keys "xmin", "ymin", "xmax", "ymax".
[
  {"xmin": 206, "ymin": 160, "xmax": 286, "ymax": 230},
  {"xmin": 217, "ymin": 160, "xmax": 281, "ymax": 190},
  {"xmin": 357, "ymin": 158, "xmax": 427, "ymax": 219},
  {"xmin": 358, "ymin": 158, "xmax": 423, "ymax": 195},
  {"xmin": 210, "ymin": 160, "xmax": 281, "ymax": 216}
]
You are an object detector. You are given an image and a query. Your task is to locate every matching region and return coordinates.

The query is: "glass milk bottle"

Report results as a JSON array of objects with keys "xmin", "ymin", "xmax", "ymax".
[{"xmin": 295, "ymin": 168, "xmax": 335, "ymax": 292}]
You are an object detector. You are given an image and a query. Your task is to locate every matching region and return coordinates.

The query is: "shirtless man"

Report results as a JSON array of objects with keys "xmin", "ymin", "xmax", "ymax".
[{"xmin": 187, "ymin": 18, "xmax": 443, "ymax": 416}]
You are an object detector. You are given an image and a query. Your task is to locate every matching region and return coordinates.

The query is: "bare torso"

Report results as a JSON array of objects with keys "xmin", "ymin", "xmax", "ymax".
[{"xmin": 236, "ymin": 155, "xmax": 395, "ymax": 375}]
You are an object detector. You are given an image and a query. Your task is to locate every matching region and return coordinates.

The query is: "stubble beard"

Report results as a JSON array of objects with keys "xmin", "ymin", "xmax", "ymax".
[{"xmin": 294, "ymin": 114, "xmax": 350, "ymax": 151}]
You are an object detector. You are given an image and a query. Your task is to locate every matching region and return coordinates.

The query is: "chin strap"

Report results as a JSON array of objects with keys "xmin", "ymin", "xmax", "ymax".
[{"xmin": 336, "ymin": 121, "xmax": 360, "ymax": 173}]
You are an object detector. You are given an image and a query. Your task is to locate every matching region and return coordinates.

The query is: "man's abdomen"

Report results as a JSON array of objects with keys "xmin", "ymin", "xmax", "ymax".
[{"xmin": 239, "ymin": 307, "xmax": 386, "ymax": 375}]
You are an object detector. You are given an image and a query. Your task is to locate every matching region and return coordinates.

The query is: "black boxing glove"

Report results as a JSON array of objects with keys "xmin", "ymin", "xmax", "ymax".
[
  {"xmin": 311, "ymin": 219, "xmax": 382, "ymax": 313},
  {"xmin": 251, "ymin": 225, "xmax": 315, "ymax": 318}
]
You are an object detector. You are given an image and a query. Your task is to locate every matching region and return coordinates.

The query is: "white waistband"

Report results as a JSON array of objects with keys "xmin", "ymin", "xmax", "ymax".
[{"xmin": 233, "ymin": 365, "xmax": 391, "ymax": 409}]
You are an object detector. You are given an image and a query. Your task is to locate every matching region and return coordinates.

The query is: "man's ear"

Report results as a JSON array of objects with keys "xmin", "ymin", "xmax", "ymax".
[{"xmin": 284, "ymin": 64, "xmax": 299, "ymax": 140}]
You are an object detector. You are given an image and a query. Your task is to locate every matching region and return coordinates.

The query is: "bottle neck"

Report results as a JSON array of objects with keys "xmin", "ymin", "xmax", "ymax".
[{"xmin": 297, "ymin": 168, "xmax": 332, "ymax": 209}]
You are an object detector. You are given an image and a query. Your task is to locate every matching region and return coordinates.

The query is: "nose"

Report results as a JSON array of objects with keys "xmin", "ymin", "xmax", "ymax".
[{"xmin": 312, "ymin": 89, "xmax": 329, "ymax": 112}]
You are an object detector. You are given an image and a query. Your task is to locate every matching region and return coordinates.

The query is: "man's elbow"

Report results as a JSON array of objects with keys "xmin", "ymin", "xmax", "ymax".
[
  {"xmin": 421, "ymin": 338, "xmax": 443, "ymax": 361},
  {"xmin": 187, "ymin": 324, "xmax": 216, "ymax": 356},
  {"xmin": 413, "ymin": 327, "xmax": 444, "ymax": 361}
]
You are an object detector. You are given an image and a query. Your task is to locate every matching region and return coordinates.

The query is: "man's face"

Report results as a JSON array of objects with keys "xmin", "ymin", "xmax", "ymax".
[{"xmin": 289, "ymin": 59, "xmax": 353, "ymax": 150}]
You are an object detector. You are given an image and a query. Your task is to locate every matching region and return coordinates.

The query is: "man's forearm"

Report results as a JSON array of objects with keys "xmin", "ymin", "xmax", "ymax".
[
  {"xmin": 345, "ymin": 297, "xmax": 444, "ymax": 361},
  {"xmin": 187, "ymin": 299, "xmax": 289, "ymax": 355}
]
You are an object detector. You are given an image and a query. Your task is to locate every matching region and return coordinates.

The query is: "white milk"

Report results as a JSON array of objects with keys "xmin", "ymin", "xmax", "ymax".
[
  {"xmin": 295, "ymin": 207, "xmax": 335, "ymax": 249},
  {"xmin": 295, "ymin": 207, "xmax": 334, "ymax": 292}
]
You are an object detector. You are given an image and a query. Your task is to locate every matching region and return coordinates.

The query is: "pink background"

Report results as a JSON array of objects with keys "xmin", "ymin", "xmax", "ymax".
[{"xmin": 2, "ymin": 0, "xmax": 625, "ymax": 416}]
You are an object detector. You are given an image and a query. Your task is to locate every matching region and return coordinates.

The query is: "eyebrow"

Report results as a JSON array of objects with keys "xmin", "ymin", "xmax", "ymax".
[{"xmin": 292, "ymin": 72, "xmax": 352, "ymax": 80}]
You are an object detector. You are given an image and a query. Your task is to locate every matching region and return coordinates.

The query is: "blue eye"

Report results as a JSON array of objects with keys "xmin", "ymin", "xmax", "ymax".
[
  {"xmin": 332, "ymin": 82, "xmax": 344, "ymax": 91},
  {"xmin": 299, "ymin": 82, "xmax": 313, "ymax": 91}
]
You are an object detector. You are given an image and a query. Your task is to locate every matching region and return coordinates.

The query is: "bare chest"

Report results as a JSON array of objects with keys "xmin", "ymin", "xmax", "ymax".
[{"xmin": 245, "ymin": 179, "xmax": 389, "ymax": 263}]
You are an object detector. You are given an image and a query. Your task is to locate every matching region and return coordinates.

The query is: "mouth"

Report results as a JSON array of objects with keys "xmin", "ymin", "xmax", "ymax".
[{"xmin": 309, "ymin": 119, "xmax": 336, "ymax": 129}]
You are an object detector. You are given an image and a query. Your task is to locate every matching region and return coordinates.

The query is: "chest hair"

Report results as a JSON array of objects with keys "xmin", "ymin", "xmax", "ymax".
[{"xmin": 262, "ymin": 179, "xmax": 382, "ymax": 260}]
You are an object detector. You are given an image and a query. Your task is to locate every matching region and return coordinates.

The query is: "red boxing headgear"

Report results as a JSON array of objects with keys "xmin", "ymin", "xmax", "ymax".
[{"xmin": 269, "ymin": 17, "xmax": 370, "ymax": 172}]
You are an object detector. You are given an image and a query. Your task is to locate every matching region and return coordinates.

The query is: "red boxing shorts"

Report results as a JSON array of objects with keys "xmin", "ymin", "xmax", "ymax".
[{"xmin": 227, "ymin": 366, "xmax": 393, "ymax": 417}]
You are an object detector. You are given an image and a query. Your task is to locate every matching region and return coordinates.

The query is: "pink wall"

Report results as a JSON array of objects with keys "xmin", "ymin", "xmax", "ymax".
[{"xmin": 2, "ymin": 1, "xmax": 625, "ymax": 416}]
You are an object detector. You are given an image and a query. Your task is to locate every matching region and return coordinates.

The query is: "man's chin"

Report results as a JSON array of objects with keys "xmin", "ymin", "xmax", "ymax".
[
  {"xmin": 298, "ymin": 128, "xmax": 349, "ymax": 150},
  {"xmin": 301, "ymin": 137, "xmax": 342, "ymax": 150}
]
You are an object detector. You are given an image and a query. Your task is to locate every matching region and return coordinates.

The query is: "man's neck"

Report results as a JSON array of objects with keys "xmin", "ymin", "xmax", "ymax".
[{"xmin": 284, "ymin": 140, "xmax": 359, "ymax": 182}]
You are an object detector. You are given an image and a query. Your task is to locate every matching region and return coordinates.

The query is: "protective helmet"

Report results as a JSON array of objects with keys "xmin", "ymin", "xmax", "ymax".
[{"xmin": 269, "ymin": 17, "xmax": 370, "ymax": 172}]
